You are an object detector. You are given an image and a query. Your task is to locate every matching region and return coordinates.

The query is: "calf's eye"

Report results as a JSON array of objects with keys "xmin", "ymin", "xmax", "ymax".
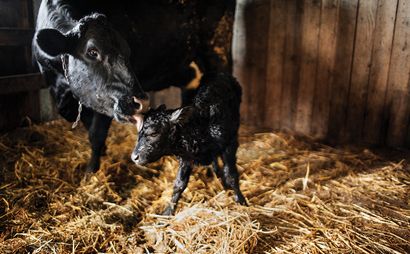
[{"xmin": 149, "ymin": 133, "xmax": 159, "ymax": 138}]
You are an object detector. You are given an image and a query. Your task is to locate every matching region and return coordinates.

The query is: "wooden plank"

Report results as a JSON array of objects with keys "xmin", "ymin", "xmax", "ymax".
[
  {"xmin": 0, "ymin": 28, "xmax": 34, "ymax": 46},
  {"xmin": 311, "ymin": 0, "xmax": 339, "ymax": 139},
  {"xmin": 363, "ymin": 0, "xmax": 398, "ymax": 144},
  {"xmin": 20, "ymin": 0, "xmax": 35, "ymax": 28},
  {"xmin": 0, "ymin": 47, "xmax": 31, "ymax": 76},
  {"xmin": 0, "ymin": 91, "xmax": 40, "ymax": 130},
  {"xmin": 233, "ymin": 0, "xmax": 252, "ymax": 124},
  {"xmin": 327, "ymin": 0, "xmax": 359, "ymax": 142},
  {"xmin": 0, "ymin": 0, "xmax": 22, "ymax": 27},
  {"xmin": 0, "ymin": 73, "xmax": 46, "ymax": 94},
  {"xmin": 252, "ymin": 0, "xmax": 270, "ymax": 126},
  {"xmin": 344, "ymin": 0, "xmax": 378, "ymax": 142},
  {"xmin": 385, "ymin": 0, "xmax": 410, "ymax": 147},
  {"xmin": 0, "ymin": 93, "xmax": 29, "ymax": 130},
  {"xmin": 240, "ymin": 1, "xmax": 256, "ymax": 125},
  {"xmin": 151, "ymin": 87, "xmax": 181, "ymax": 109},
  {"xmin": 279, "ymin": 0, "xmax": 302, "ymax": 131},
  {"xmin": 24, "ymin": 90, "xmax": 41, "ymax": 122},
  {"xmin": 23, "ymin": 0, "xmax": 36, "ymax": 73},
  {"xmin": 294, "ymin": 0, "xmax": 322, "ymax": 134},
  {"xmin": 238, "ymin": 0, "xmax": 270, "ymax": 126},
  {"xmin": 263, "ymin": 0, "xmax": 287, "ymax": 129},
  {"xmin": 233, "ymin": 0, "xmax": 246, "ymax": 122},
  {"xmin": 407, "ymin": 103, "xmax": 410, "ymax": 146}
]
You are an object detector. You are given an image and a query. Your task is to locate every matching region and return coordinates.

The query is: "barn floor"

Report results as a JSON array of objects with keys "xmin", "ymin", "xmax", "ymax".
[{"xmin": 0, "ymin": 120, "xmax": 409, "ymax": 254}]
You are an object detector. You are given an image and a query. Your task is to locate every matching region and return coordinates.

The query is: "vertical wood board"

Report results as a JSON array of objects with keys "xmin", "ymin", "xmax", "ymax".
[
  {"xmin": 363, "ymin": 0, "xmax": 398, "ymax": 144},
  {"xmin": 385, "ymin": 0, "xmax": 410, "ymax": 146},
  {"xmin": 264, "ymin": 0, "xmax": 287, "ymax": 129},
  {"xmin": 344, "ymin": 0, "xmax": 378, "ymax": 141},
  {"xmin": 311, "ymin": 0, "xmax": 339, "ymax": 139},
  {"xmin": 325, "ymin": 0, "xmax": 359, "ymax": 142},
  {"xmin": 279, "ymin": 0, "xmax": 303, "ymax": 131},
  {"xmin": 295, "ymin": 0, "xmax": 322, "ymax": 134}
]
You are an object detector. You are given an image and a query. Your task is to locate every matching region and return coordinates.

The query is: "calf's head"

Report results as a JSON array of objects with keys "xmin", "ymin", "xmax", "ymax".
[
  {"xmin": 35, "ymin": 14, "xmax": 148, "ymax": 122},
  {"xmin": 132, "ymin": 105, "xmax": 194, "ymax": 165}
]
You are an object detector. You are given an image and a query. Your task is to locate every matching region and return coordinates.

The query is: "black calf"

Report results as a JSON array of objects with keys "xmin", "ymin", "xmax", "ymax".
[{"xmin": 132, "ymin": 73, "xmax": 247, "ymax": 215}]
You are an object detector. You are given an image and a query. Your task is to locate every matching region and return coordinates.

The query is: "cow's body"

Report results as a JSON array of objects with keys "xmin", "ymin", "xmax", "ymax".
[{"xmin": 33, "ymin": 0, "xmax": 236, "ymax": 171}]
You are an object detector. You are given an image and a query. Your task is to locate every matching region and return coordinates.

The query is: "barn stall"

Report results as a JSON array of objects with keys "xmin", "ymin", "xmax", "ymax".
[{"xmin": 0, "ymin": 0, "xmax": 409, "ymax": 253}]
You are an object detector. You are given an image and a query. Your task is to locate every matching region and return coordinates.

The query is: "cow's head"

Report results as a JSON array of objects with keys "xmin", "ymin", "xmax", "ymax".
[
  {"xmin": 35, "ymin": 14, "xmax": 149, "ymax": 122},
  {"xmin": 131, "ymin": 105, "xmax": 194, "ymax": 165}
]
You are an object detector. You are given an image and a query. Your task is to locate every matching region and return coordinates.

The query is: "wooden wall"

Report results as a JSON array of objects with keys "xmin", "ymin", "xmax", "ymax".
[
  {"xmin": 0, "ymin": 0, "xmax": 57, "ymax": 131},
  {"xmin": 233, "ymin": 0, "xmax": 410, "ymax": 147},
  {"xmin": 0, "ymin": 0, "xmax": 52, "ymax": 131}
]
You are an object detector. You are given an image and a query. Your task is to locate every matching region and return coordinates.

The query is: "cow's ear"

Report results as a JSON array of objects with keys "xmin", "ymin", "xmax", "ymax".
[
  {"xmin": 36, "ymin": 29, "xmax": 76, "ymax": 57},
  {"xmin": 170, "ymin": 106, "xmax": 194, "ymax": 125}
]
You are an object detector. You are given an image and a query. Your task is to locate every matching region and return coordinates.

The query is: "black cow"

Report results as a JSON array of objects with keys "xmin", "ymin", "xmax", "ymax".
[
  {"xmin": 132, "ymin": 73, "xmax": 247, "ymax": 215},
  {"xmin": 33, "ymin": 0, "xmax": 236, "ymax": 171}
]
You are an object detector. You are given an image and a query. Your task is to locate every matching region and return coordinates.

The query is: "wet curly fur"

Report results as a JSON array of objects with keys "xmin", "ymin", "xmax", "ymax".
[{"xmin": 132, "ymin": 73, "xmax": 247, "ymax": 215}]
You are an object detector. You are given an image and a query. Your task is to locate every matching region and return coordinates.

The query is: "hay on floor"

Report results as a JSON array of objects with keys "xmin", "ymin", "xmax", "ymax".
[{"xmin": 0, "ymin": 120, "xmax": 409, "ymax": 253}]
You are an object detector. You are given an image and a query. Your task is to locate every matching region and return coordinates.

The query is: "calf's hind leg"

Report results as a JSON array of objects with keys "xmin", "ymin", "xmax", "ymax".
[
  {"xmin": 163, "ymin": 159, "xmax": 193, "ymax": 215},
  {"xmin": 206, "ymin": 157, "xmax": 221, "ymax": 178},
  {"xmin": 221, "ymin": 142, "xmax": 247, "ymax": 206}
]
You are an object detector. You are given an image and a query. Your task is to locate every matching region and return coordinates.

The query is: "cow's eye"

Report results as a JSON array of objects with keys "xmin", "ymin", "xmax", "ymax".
[{"xmin": 87, "ymin": 48, "xmax": 99, "ymax": 59}]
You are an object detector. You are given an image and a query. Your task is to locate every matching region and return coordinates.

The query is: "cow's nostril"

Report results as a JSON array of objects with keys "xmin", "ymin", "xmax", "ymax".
[
  {"xmin": 133, "ymin": 96, "xmax": 150, "ymax": 113},
  {"xmin": 132, "ymin": 97, "xmax": 141, "ymax": 110}
]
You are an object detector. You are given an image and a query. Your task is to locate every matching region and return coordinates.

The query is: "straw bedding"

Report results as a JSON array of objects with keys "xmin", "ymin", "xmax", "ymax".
[{"xmin": 0, "ymin": 120, "xmax": 409, "ymax": 253}]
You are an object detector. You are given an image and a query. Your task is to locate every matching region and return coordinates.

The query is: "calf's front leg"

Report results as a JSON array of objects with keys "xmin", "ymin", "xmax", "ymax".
[{"xmin": 163, "ymin": 158, "xmax": 193, "ymax": 215}]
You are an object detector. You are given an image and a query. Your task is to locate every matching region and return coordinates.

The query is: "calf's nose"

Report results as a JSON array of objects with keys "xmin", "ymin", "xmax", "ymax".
[{"xmin": 131, "ymin": 153, "xmax": 140, "ymax": 164}]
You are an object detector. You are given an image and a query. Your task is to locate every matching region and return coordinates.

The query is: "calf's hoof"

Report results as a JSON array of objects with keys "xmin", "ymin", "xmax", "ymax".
[
  {"xmin": 86, "ymin": 160, "xmax": 100, "ymax": 173},
  {"xmin": 235, "ymin": 193, "xmax": 248, "ymax": 206},
  {"xmin": 162, "ymin": 203, "xmax": 176, "ymax": 216}
]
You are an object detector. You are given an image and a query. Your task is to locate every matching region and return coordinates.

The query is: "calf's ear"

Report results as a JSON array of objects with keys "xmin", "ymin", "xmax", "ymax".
[
  {"xmin": 156, "ymin": 104, "xmax": 167, "ymax": 111},
  {"xmin": 36, "ymin": 29, "xmax": 77, "ymax": 57},
  {"xmin": 170, "ymin": 106, "xmax": 194, "ymax": 125}
]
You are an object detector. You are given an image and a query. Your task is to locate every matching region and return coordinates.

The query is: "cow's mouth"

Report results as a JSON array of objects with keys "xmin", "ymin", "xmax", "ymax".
[
  {"xmin": 112, "ymin": 111, "xmax": 143, "ymax": 132},
  {"xmin": 112, "ymin": 96, "xmax": 149, "ymax": 126},
  {"xmin": 133, "ymin": 96, "xmax": 150, "ymax": 113}
]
